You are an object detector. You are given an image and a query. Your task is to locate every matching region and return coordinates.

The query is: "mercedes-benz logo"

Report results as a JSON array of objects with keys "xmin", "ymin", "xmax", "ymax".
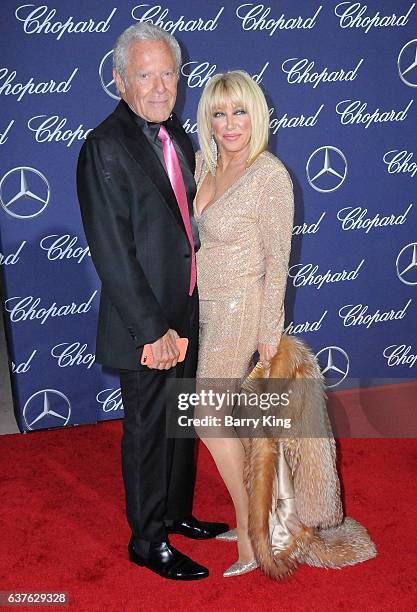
[
  {"xmin": 99, "ymin": 50, "xmax": 120, "ymax": 100},
  {"xmin": 0, "ymin": 167, "xmax": 50, "ymax": 219},
  {"xmin": 398, "ymin": 39, "xmax": 417, "ymax": 88},
  {"xmin": 306, "ymin": 146, "xmax": 348, "ymax": 193},
  {"xmin": 315, "ymin": 346, "xmax": 349, "ymax": 388},
  {"xmin": 396, "ymin": 242, "xmax": 417, "ymax": 285},
  {"xmin": 23, "ymin": 389, "xmax": 71, "ymax": 431}
]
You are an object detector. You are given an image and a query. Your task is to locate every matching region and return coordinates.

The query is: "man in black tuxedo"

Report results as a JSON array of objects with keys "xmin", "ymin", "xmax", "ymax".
[{"xmin": 77, "ymin": 23, "xmax": 227, "ymax": 581}]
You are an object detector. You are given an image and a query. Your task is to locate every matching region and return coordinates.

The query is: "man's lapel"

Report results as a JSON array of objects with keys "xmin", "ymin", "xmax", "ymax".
[{"xmin": 114, "ymin": 102, "xmax": 187, "ymax": 236}]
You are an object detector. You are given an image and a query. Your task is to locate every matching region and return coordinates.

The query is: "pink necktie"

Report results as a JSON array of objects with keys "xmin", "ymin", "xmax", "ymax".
[{"xmin": 158, "ymin": 125, "xmax": 196, "ymax": 296}]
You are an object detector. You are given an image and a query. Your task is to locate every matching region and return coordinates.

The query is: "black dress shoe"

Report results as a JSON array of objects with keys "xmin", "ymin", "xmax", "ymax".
[
  {"xmin": 167, "ymin": 515, "xmax": 229, "ymax": 540},
  {"xmin": 128, "ymin": 538, "xmax": 208, "ymax": 581}
]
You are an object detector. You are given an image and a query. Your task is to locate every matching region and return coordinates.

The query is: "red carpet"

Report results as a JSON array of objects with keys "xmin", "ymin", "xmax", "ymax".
[{"xmin": 0, "ymin": 421, "xmax": 416, "ymax": 611}]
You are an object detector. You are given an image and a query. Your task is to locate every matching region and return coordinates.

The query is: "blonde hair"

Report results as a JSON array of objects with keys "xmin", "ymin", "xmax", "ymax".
[{"xmin": 197, "ymin": 70, "xmax": 269, "ymax": 174}]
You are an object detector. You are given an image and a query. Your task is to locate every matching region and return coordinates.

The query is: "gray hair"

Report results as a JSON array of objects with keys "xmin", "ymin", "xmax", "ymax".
[{"xmin": 113, "ymin": 22, "xmax": 182, "ymax": 83}]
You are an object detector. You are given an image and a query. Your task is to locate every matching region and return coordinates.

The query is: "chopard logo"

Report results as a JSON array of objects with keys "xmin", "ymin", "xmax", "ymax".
[
  {"xmin": 28, "ymin": 115, "xmax": 92, "ymax": 147},
  {"xmin": 0, "ymin": 120, "xmax": 14, "ymax": 145},
  {"xmin": 96, "ymin": 388, "xmax": 124, "ymax": 412},
  {"xmin": 131, "ymin": 5, "xmax": 224, "ymax": 34},
  {"xmin": 11, "ymin": 349, "xmax": 37, "ymax": 374},
  {"xmin": 337, "ymin": 204, "xmax": 413, "ymax": 233},
  {"xmin": 383, "ymin": 150, "xmax": 417, "ymax": 178},
  {"xmin": 292, "ymin": 212, "xmax": 326, "ymax": 236},
  {"xmin": 334, "ymin": 2, "xmax": 415, "ymax": 33},
  {"xmin": 336, "ymin": 99, "xmax": 413, "ymax": 128},
  {"xmin": 383, "ymin": 344, "xmax": 417, "ymax": 369},
  {"xmin": 181, "ymin": 61, "xmax": 269, "ymax": 89},
  {"xmin": 284, "ymin": 310, "xmax": 327, "ymax": 335},
  {"xmin": 339, "ymin": 299, "xmax": 412, "ymax": 329},
  {"xmin": 0, "ymin": 241, "xmax": 26, "ymax": 265},
  {"xmin": 281, "ymin": 57, "xmax": 363, "ymax": 88},
  {"xmin": 15, "ymin": 4, "xmax": 116, "ymax": 39},
  {"xmin": 40, "ymin": 234, "xmax": 91, "ymax": 264},
  {"xmin": 182, "ymin": 117, "xmax": 197, "ymax": 134},
  {"xmin": 288, "ymin": 259, "xmax": 364, "ymax": 289},
  {"xmin": 181, "ymin": 62, "xmax": 216, "ymax": 89},
  {"xmin": 236, "ymin": 4, "xmax": 322, "ymax": 35},
  {"xmin": 5, "ymin": 291, "xmax": 97, "ymax": 325},
  {"xmin": 184, "ymin": 97, "xmax": 323, "ymax": 134},
  {"xmin": 51, "ymin": 341, "xmax": 95, "ymax": 370},
  {"xmin": 269, "ymin": 104, "xmax": 324, "ymax": 133},
  {"xmin": 0, "ymin": 67, "xmax": 78, "ymax": 102},
  {"xmin": 398, "ymin": 39, "xmax": 417, "ymax": 88}
]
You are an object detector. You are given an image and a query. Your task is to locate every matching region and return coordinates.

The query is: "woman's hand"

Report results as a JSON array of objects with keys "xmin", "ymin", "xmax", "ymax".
[{"xmin": 257, "ymin": 343, "xmax": 278, "ymax": 367}]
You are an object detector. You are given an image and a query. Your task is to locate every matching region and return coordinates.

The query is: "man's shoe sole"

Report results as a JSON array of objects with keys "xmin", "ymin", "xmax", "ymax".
[{"xmin": 167, "ymin": 528, "xmax": 225, "ymax": 540}]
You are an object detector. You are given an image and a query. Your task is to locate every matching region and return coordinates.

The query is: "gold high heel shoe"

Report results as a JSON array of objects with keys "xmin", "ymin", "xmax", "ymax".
[
  {"xmin": 223, "ymin": 559, "xmax": 258, "ymax": 577},
  {"xmin": 215, "ymin": 528, "xmax": 238, "ymax": 542}
]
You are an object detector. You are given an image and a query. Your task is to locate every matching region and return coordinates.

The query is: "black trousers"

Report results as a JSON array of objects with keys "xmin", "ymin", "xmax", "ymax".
[{"xmin": 119, "ymin": 291, "xmax": 198, "ymax": 555}]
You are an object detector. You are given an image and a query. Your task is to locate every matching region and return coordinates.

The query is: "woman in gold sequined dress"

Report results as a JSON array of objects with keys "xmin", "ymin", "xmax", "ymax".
[{"xmin": 194, "ymin": 71, "xmax": 294, "ymax": 577}]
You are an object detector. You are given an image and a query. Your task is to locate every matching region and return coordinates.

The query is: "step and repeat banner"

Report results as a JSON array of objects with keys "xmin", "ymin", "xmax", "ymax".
[{"xmin": 1, "ymin": 0, "xmax": 416, "ymax": 431}]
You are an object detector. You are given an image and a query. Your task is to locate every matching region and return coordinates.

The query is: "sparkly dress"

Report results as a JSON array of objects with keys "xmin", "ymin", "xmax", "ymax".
[{"xmin": 195, "ymin": 150, "xmax": 294, "ymax": 381}]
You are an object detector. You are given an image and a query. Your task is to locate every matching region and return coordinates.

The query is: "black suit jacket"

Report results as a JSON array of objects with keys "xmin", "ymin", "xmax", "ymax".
[{"xmin": 77, "ymin": 100, "xmax": 199, "ymax": 370}]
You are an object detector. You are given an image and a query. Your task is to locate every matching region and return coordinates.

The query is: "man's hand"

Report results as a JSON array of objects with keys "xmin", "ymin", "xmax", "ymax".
[
  {"xmin": 258, "ymin": 343, "xmax": 278, "ymax": 368},
  {"xmin": 148, "ymin": 329, "xmax": 180, "ymax": 370}
]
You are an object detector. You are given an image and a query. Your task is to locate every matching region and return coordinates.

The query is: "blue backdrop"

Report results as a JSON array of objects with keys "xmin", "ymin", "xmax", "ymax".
[{"xmin": 1, "ymin": 0, "xmax": 416, "ymax": 431}]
